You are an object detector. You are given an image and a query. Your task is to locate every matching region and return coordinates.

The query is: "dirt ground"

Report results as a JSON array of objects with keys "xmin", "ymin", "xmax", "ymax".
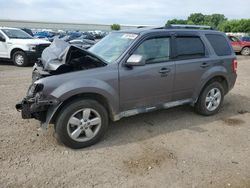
[{"xmin": 0, "ymin": 56, "xmax": 249, "ymax": 188}]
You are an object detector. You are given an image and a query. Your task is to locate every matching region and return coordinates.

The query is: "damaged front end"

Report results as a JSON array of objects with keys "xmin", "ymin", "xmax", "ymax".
[
  {"xmin": 16, "ymin": 83, "xmax": 61, "ymax": 128},
  {"xmin": 16, "ymin": 39, "xmax": 107, "ymax": 129}
]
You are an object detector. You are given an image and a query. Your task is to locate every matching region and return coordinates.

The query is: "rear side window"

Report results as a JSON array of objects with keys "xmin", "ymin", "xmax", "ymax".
[
  {"xmin": 206, "ymin": 34, "xmax": 232, "ymax": 56},
  {"xmin": 175, "ymin": 37, "xmax": 205, "ymax": 60}
]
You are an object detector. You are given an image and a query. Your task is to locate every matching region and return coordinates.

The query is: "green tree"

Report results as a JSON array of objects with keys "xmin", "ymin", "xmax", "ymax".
[
  {"xmin": 203, "ymin": 14, "xmax": 227, "ymax": 28},
  {"xmin": 210, "ymin": 14, "xmax": 227, "ymax": 28},
  {"xmin": 166, "ymin": 13, "xmax": 227, "ymax": 29},
  {"xmin": 166, "ymin": 19, "xmax": 188, "ymax": 25},
  {"xmin": 219, "ymin": 19, "xmax": 250, "ymax": 33},
  {"xmin": 188, "ymin": 13, "xmax": 205, "ymax": 25},
  {"xmin": 165, "ymin": 13, "xmax": 250, "ymax": 33},
  {"xmin": 238, "ymin": 19, "xmax": 250, "ymax": 33},
  {"xmin": 111, "ymin": 24, "xmax": 121, "ymax": 31}
]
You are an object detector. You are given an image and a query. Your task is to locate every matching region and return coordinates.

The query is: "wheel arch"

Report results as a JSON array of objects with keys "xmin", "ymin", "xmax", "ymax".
[
  {"xmin": 241, "ymin": 45, "xmax": 250, "ymax": 49},
  {"xmin": 10, "ymin": 48, "xmax": 25, "ymax": 59},
  {"xmin": 50, "ymin": 92, "xmax": 115, "ymax": 124},
  {"xmin": 193, "ymin": 75, "xmax": 229, "ymax": 104},
  {"xmin": 241, "ymin": 46, "xmax": 250, "ymax": 52}
]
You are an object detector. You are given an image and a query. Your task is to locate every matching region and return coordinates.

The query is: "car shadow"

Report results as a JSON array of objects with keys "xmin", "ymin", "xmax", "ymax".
[
  {"xmin": 0, "ymin": 60, "xmax": 34, "ymax": 67},
  {"xmin": 0, "ymin": 60, "xmax": 14, "ymax": 66},
  {"xmin": 83, "ymin": 92, "xmax": 250, "ymax": 150}
]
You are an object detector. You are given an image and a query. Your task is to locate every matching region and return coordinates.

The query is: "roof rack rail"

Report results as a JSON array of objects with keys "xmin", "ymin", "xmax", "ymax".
[{"xmin": 164, "ymin": 24, "xmax": 215, "ymax": 30}]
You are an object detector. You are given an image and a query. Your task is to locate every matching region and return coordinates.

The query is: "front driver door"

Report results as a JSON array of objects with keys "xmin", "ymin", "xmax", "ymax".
[{"xmin": 119, "ymin": 36, "xmax": 175, "ymax": 111}]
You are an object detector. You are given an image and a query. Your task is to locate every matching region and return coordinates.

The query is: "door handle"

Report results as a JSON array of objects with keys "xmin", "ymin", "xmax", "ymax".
[
  {"xmin": 200, "ymin": 63, "xmax": 210, "ymax": 68},
  {"xmin": 159, "ymin": 68, "xmax": 171, "ymax": 74}
]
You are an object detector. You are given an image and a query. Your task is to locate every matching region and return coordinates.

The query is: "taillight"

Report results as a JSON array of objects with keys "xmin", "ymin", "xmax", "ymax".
[{"xmin": 232, "ymin": 59, "xmax": 237, "ymax": 73}]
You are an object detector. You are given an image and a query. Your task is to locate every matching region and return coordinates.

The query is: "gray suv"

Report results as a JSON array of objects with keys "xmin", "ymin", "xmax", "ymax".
[{"xmin": 16, "ymin": 25, "xmax": 237, "ymax": 149}]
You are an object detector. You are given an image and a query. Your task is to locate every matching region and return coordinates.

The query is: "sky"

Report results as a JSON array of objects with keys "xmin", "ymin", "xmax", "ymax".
[{"xmin": 0, "ymin": 0, "xmax": 249, "ymax": 26}]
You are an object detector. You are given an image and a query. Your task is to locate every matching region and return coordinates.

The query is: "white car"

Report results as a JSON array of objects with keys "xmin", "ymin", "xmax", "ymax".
[{"xmin": 0, "ymin": 27, "xmax": 51, "ymax": 67}]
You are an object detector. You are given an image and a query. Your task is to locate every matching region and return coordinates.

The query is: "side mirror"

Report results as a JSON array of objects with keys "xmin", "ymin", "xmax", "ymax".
[
  {"xmin": 0, "ymin": 36, "xmax": 6, "ymax": 42},
  {"xmin": 126, "ymin": 54, "xmax": 145, "ymax": 66}
]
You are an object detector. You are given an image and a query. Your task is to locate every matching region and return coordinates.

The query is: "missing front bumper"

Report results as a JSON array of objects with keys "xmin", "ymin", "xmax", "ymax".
[
  {"xmin": 16, "ymin": 97, "xmax": 60, "ymax": 123},
  {"xmin": 16, "ymin": 99, "xmax": 33, "ymax": 119}
]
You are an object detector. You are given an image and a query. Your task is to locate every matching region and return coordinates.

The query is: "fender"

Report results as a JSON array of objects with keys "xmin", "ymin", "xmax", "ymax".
[
  {"xmin": 52, "ymin": 78, "xmax": 118, "ymax": 101},
  {"xmin": 40, "ymin": 78, "xmax": 119, "ymax": 129},
  {"xmin": 192, "ymin": 65, "xmax": 229, "ymax": 103},
  {"xmin": 53, "ymin": 77, "xmax": 118, "ymax": 110}
]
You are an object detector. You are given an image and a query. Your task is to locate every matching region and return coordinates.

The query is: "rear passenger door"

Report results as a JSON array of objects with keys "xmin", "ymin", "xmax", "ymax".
[{"xmin": 172, "ymin": 34, "xmax": 209, "ymax": 101}]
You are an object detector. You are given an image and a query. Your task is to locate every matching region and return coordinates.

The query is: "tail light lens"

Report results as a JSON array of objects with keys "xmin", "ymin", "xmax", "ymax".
[{"xmin": 232, "ymin": 59, "xmax": 238, "ymax": 73}]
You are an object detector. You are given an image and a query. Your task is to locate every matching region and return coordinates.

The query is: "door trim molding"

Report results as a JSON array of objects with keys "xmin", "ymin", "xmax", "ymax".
[{"xmin": 113, "ymin": 98, "xmax": 192, "ymax": 121}]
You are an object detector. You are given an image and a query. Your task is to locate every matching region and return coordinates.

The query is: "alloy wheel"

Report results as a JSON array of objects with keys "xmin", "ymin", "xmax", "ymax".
[
  {"xmin": 67, "ymin": 108, "xmax": 102, "ymax": 142},
  {"xmin": 15, "ymin": 54, "xmax": 24, "ymax": 65},
  {"xmin": 242, "ymin": 47, "xmax": 250, "ymax": 56},
  {"xmin": 205, "ymin": 88, "xmax": 222, "ymax": 111}
]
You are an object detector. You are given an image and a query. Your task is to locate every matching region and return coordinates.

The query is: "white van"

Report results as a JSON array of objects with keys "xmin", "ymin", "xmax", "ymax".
[{"xmin": 0, "ymin": 27, "xmax": 50, "ymax": 66}]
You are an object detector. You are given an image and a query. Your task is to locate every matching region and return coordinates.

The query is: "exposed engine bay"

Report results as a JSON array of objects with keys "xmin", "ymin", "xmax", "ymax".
[{"xmin": 32, "ymin": 39, "xmax": 106, "ymax": 82}]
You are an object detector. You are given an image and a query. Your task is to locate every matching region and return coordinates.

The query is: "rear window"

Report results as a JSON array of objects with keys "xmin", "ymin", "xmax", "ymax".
[
  {"xmin": 206, "ymin": 34, "xmax": 232, "ymax": 56},
  {"xmin": 175, "ymin": 37, "xmax": 205, "ymax": 60}
]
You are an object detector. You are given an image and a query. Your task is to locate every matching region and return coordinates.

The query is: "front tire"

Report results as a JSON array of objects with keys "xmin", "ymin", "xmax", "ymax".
[
  {"xmin": 12, "ymin": 51, "xmax": 29, "ymax": 67},
  {"xmin": 55, "ymin": 99, "xmax": 108, "ymax": 149},
  {"xmin": 195, "ymin": 82, "xmax": 224, "ymax": 116},
  {"xmin": 241, "ymin": 47, "xmax": 250, "ymax": 56}
]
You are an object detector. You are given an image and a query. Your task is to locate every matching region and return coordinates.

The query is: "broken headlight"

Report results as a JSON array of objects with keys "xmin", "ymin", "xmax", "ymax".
[{"xmin": 27, "ymin": 83, "xmax": 44, "ymax": 97}]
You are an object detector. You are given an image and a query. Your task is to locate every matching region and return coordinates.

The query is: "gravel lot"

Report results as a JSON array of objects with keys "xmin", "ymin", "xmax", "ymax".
[{"xmin": 0, "ymin": 56, "xmax": 250, "ymax": 188}]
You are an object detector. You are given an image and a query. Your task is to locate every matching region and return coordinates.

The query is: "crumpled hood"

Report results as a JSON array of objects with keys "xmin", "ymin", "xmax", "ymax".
[
  {"xmin": 40, "ymin": 39, "xmax": 69, "ymax": 71},
  {"xmin": 40, "ymin": 39, "xmax": 106, "ymax": 71}
]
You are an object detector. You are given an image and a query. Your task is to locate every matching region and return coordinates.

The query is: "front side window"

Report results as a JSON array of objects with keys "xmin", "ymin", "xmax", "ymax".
[
  {"xmin": 133, "ymin": 37, "xmax": 170, "ymax": 64},
  {"xmin": 175, "ymin": 37, "xmax": 205, "ymax": 60},
  {"xmin": 2, "ymin": 29, "xmax": 33, "ymax": 39}
]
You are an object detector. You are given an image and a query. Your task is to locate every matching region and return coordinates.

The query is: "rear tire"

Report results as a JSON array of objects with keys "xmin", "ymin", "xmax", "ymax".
[
  {"xmin": 55, "ymin": 99, "xmax": 108, "ymax": 149},
  {"xmin": 195, "ymin": 82, "xmax": 224, "ymax": 116},
  {"xmin": 12, "ymin": 51, "xmax": 29, "ymax": 67},
  {"xmin": 241, "ymin": 47, "xmax": 250, "ymax": 56}
]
